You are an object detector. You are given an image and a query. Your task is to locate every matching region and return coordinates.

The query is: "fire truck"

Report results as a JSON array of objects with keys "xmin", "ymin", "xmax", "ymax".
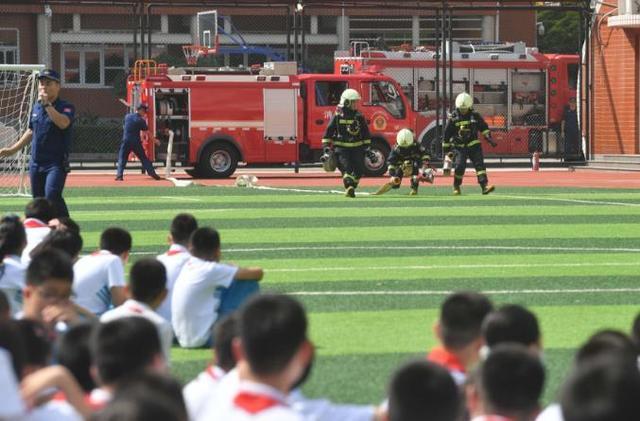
[
  {"xmin": 126, "ymin": 61, "xmax": 417, "ymax": 178},
  {"xmin": 335, "ymin": 42, "xmax": 579, "ymax": 158}
]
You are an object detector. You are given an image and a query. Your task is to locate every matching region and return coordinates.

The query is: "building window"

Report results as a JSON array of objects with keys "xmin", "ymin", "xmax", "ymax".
[
  {"xmin": 0, "ymin": 28, "xmax": 19, "ymax": 64},
  {"xmin": 61, "ymin": 47, "xmax": 104, "ymax": 86}
]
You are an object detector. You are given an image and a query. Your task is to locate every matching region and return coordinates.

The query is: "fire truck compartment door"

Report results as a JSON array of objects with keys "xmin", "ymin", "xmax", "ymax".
[{"xmin": 263, "ymin": 89, "xmax": 297, "ymax": 140}]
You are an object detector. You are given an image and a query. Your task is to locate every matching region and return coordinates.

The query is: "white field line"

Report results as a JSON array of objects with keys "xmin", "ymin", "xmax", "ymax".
[
  {"xmin": 500, "ymin": 194, "xmax": 640, "ymax": 207},
  {"xmin": 159, "ymin": 196, "xmax": 203, "ymax": 202},
  {"xmin": 267, "ymin": 262, "xmax": 640, "ymax": 272},
  {"xmin": 130, "ymin": 244, "xmax": 640, "ymax": 256},
  {"xmin": 251, "ymin": 185, "xmax": 372, "ymax": 196},
  {"xmin": 290, "ymin": 288, "xmax": 640, "ymax": 296}
]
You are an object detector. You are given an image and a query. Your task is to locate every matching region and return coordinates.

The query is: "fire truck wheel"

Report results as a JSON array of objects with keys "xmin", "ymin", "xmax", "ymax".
[
  {"xmin": 197, "ymin": 143, "xmax": 239, "ymax": 178},
  {"xmin": 363, "ymin": 140, "xmax": 389, "ymax": 177}
]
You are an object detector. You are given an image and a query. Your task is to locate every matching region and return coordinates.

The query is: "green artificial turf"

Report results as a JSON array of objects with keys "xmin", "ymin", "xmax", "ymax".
[{"xmin": 3, "ymin": 184, "xmax": 640, "ymax": 405}]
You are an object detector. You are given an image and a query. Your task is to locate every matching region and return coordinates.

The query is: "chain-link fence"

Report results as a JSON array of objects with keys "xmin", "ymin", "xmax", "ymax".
[{"xmin": 0, "ymin": 2, "xmax": 584, "ymax": 165}]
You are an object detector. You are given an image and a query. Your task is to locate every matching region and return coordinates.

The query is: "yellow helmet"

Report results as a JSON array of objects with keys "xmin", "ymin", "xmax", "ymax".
[
  {"xmin": 455, "ymin": 92, "xmax": 473, "ymax": 112},
  {"xmin": 396, "ymin": 128, "xmax": 415, "ymax": 148},
  {"xmin": 340, "ymin": 88, "xmax": 361, "ymax": 107}
]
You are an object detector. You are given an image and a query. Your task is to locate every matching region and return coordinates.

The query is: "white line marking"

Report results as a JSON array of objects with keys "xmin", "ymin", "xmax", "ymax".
[
  {"xmin": 500, "ymin": 194, "xmax": 640, "ymax": 207},
  {"xmin": 251, "ymin": 185, "xmax": 372, "ymax": 196},
  {"xmin": 290, "ymin": 288, "xmax": 640, "ymax": 296},
  {"xmin": 268, "ymin": 262, "xmax": 640, "ymax": 272},
  {"xmin": 159, "ymin": 196, "xmax": 203, "ymax": 202}
]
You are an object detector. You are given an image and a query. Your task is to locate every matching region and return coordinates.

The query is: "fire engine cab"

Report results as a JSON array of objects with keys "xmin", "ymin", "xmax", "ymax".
[
  {"xmin": 335, "ymin": 42, "xmax": 579, "ymax": 158},
  {"xmin": 126, "ymin": 61, "xmax": 416, "ymax": 178}
]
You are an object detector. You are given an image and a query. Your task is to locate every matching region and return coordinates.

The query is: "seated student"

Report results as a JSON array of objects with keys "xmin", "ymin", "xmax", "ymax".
[
  {"xmin": 560, "ymin": 355, "xmax": 640, "ymax": 421},
  {"xmin": 0, "ymin": 345, "xmax": 24, "ymax": 419},
  {"xmin": 21, "ymin": 198, "xmax": 56, "ymax": 264},
  {"xmin": 73, "ymin": 227, "xmax": 130, "ymax": 316},
  {"xmin": 171, "ymin": 227, "xmax": 263, "ymax": 348},
  {"xmin": 0, "ymin": 215, "xmax": 27, "ymax": 316},
  {"xmin": 22, "ymin": 249, "xmax": 78, "ymax": 331},
  {"xmin": 156, "ymin": 213, "xmax": 198, "ymax": 322},
  {"xmin": 89, "ymin": 317, "xmax": 167, "ymax": 409},
  {"xmin": 466, "ymin": 343, "xmax": 545, "ymax": 421},
  {"xmin": 100, "ymin": 259, "xmax": 173, "ymax": 360},
  {"xmin": 198, "ymin": 294, "xmax": 312, "ymax": 420},
  {"xmin": 31, "ymin": 229, "xmax": 83, "ymax": 262},
  {"xmin": 482, "ymin": 304, "xmax": 541, "ymax": 354},
  {"xmin": 57, "ymin": 323, "xmax": 96, "ymax": 394},
  {"xmin": 183, "ymin": 314, "xmax": 238, "ymax": 419},
  {"xmin": 427, "ymin": 291, "xmax": 494, "ymax": 385},
  {"xmin": 386, "ymin": 359, "xmax": 460, "ymax": 421}
]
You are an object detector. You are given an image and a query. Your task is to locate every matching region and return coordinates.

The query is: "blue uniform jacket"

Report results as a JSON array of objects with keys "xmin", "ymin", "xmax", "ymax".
[
  {"xmin": 122, "ymin": 113, "xmax": 148, "ymax": 143},
  {"xmin": 29, "ymin": 99, "xmax": 75, "ymax": 165}
]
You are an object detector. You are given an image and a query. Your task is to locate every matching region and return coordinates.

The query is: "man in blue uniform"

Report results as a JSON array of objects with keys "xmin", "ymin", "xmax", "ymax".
[
  {"xmin": 0, "ymin": 69, "xmax": 74, "ymax": 217},
  {"xmin": 115, "ymin": 103, "xmax": 161, "ymax": 181}
]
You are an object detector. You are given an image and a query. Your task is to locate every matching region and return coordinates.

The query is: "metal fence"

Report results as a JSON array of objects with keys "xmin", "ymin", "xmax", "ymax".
[{"xmin": 1, "ymin": 1, "xmax": 588, "ymax": 165}]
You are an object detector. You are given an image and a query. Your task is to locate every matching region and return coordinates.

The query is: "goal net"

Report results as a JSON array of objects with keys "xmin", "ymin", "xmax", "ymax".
[{"xmin": 0, "ymin": 64, "xmax": 44, "ymax": 196}]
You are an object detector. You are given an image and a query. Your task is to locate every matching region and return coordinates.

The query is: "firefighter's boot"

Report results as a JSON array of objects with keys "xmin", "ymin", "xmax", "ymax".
[
  {"xmin": 453, "ymin": 186, "xmax": 461, "ymax": 196},
  {"xmin": 345, "ymin": 186, "xmax": 356, "ymax": 198},
  {"xmin": 482, "ymin": 185, "xmax": 495, "ymax": 195}
]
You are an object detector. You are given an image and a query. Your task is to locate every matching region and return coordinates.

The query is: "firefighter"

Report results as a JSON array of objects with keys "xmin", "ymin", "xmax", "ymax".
[
  {"xmin": 443, "ymin": 92, "xmax": 497, "ymax": 195},
  {"xmin": 321, "ymin": 88, "xmax": 374, "ymax": 198},
  {"xmin": 375, "ymin": 128, "xmax": 434, "ymax": 196}
]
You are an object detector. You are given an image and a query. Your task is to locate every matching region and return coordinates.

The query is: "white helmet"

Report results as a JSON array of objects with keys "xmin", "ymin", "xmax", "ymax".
[
  {"xmin": 396, "ymin": 128, "xmax": 415, "ymax": 148},
  {"xmin": 455, "ymin": 92, "xmax": 473, "ymax": 112},
  {"xmin": 340, "ymin": 88, "xmax": 361, "ymax": 107}
]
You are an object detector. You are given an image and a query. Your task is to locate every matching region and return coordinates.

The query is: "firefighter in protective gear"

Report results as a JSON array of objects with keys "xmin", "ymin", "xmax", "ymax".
[
  {"xmin": 375, "ymin": 128, "xmax": 432, "ymax": 196},
  {"xmin": 322, "ymin": 88, "xmax": 373, "ymax": 198},
  {"xmin": 443, "ymin": 92, "xmax": 497, "ymax": 196}
]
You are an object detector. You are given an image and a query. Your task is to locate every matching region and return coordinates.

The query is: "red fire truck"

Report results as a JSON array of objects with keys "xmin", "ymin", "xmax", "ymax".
[
  {"xmin": 126, "ymin": 61, "xmax": 417, "ymax": 178},
  {"xmin": 335, "ymin": 42, "xmax": 579, "ymax": 158}
]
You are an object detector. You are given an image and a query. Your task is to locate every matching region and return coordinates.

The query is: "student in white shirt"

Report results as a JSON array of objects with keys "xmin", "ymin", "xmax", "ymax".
[
  {"xmin": 101, "ymin": 258, "xmax": 173, "ymax": 360},
  {"xmin": 73, "ymin": 227, "xmax": 129, "ymax": 316},
  {"xmin": 0, "ymin": 215, "xmax": 27, "ymax": 316},
  {"xmin": 197, "ymin": 294, "xmax": 312, "ymax": 421},
  {"xmin": 156, "ymin": 213, "xmax": 198, "ymax": 322},
  {"xmin": 171, "ymin": 227, "xmax": 262, "ymax": 348},
  {"xmin": 21, "ymin": 198, "xmax": 56, "ymax": 265}
]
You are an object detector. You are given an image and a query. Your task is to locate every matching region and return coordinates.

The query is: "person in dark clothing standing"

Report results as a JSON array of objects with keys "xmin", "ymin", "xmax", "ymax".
[
  {"xmin": 0, "ymin": 69, "xmax": 74, "ymax": 217},
  {"xmin": 116, "ymin": 103, "xmax": 161, "ymax": 181},
  {"xmin": 321, "ymin": 88, "xmax": 373, "ymax": 198},
  {"xmin": 443, "ymin": 92, "xmax": 497, "ymax": 196},
  {"xmin": 561, "ymin": 97, "xmax": 580, "ymax": 159}
]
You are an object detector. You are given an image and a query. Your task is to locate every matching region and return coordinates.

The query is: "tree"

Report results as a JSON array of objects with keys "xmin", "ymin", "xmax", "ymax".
[{"xmin": 537, "ymin": 11, "xmax": 581, "ymax": 54}]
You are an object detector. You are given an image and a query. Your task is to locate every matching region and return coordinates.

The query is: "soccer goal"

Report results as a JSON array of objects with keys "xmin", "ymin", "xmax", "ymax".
[{"xmin": 0, "ymin": 64, "xmax": 44, "ymax": 196}]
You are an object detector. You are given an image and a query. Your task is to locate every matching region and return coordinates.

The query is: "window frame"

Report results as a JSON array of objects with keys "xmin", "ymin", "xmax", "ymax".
[{"xmin": 0, "ymin": 28, "xmax": 20, "ymax": 65}]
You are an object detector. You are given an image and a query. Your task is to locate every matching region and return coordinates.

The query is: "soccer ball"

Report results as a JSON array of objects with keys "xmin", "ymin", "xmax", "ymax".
[{"xmin": 235, "ymin": 175, "xmax": 259, "ymax": 188}]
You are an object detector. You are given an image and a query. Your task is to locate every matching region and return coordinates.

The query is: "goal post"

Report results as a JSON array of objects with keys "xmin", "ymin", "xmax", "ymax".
[{"xmin": 0, "ymin": 64, "xmax": 44, "ymax": 196}]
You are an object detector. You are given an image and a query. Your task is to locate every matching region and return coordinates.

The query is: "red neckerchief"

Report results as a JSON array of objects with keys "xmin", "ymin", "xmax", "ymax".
[
  {"xmin": 23, "ymin": 218, "xmax": 48, "ymax": 228},
  {"xmin": 233, "ymin": 391, "xmax": 284, "ymax": 415},
  {"xmin": 206, "ymin": 365, "xmax": 225, "ymax": 381},
  {"xmin": 427, "ymin": 346, "xmax": 466, "ymax": 373}
]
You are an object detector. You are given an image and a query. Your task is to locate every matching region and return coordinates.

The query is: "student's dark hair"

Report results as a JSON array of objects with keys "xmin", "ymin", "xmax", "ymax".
[
  {"xmin": 632, "ymin": 313, "xmax": 640, "ymax": 352},
  {"xmin": 0, "ymin": 215, "xmax": 26, "ymax": 258},
  {"xmin": 239, "ymin": 294, "xmax": 307, "ymax": 376},
  {"xmin": 111, "ymin": 372, "xmax": 188, "ymax": 421},
  {"xmin": 99, "ymin": 227, "xmax": 132, "ymax": 255},
  {"xmin": 0, "ymin": 320, "xmax": 26, "ymax": 379},
  {"xmin": 129, "ymin": 258, "xmax": 166, "ymax": 304},
  {"xmin": 189, "ymin": 227, "xmax": 220, "ymax": 258},
  {"xmin": 575, "ymin": 329, "xmax": 638, "ymax": 366},
  {"xmin": 54, "ymin": 216, "xmax": 81, "ymax": 235},
  {"xmin": 388, "ymin": 360, "xmax": 460, "ymax": 421},
  {"xmin": 561, "ymin": 355, "xmax": 640, "ymax": 421},
  {"xmin": 24, "ymin": 197, "xmax": 56, "ymax": 223},
  {"xmin": 15, "ymin": 319, "xmax": 51, "ymax": 368},
  {"xmin": 26, "ymin": 248, "xmax": 74, "ymax": 286},
  {"xmin": 30, "ymin": 229, "xmax": 83, "ymax": 260},
  {"xmin": 92, "ymin": 393, "xmax": 186, "ymax": 421},
  {"xmin": 91, "ymin": 317, "xmax": 162, "ymax": 386},
  {"xmin": 213, "ymin": 314, "xmax": 239, "ymax": 372},
  {"xmin": 57, "ymin": 322, "xmax": 97, "ymax": 392},
  {"xmin": 479, "ymin": 343, "xmax": 545, "ymax": 415},
  {"xmin": 440, "ymin": 291, "xmax": 493, "ymax": 349},
  {"xmin": 170, "ymin": 213, "xmax": 198, "ymax": 246},
  {"xmin": 0, "ymin": 290, "xmax": 9, "ymax": 320},
  {"xmin": 482, "ymin": 304, "xmax": 540, "ymax": 348}
]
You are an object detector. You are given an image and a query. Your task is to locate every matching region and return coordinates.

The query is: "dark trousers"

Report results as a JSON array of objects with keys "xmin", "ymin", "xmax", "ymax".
[
  {"xmin": 30, "ymin": 162, "xmax": 69, "ymax": 217},
  {"xmin": 116, "ymin": 140, "xmax": 157, "ymax": 178},
  {"xmin": 335, "ymin": 146, "xmax": 365, "ymax": 189},
  {"xmin": 453, "ymin": 145, "xmax": 488, "ymax": 188}
]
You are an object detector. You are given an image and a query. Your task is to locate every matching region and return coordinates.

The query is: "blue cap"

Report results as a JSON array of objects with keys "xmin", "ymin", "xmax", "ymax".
[{"xmin": 38, "ymin": 69, "xmax": 60, "ymax": 83}]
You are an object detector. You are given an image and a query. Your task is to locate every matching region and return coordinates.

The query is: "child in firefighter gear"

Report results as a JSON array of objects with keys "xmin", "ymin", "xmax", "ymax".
[
  {"xmin": 375, "ymin": 128, "xmax": 433, "ymax": 196},
  {"xmin": 321, "ymin": 88, "xmax": 374, "ymax": 198},
  {"xmin": 443, "ymin": 92, "xmax": 497, "ymax": 196}
]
